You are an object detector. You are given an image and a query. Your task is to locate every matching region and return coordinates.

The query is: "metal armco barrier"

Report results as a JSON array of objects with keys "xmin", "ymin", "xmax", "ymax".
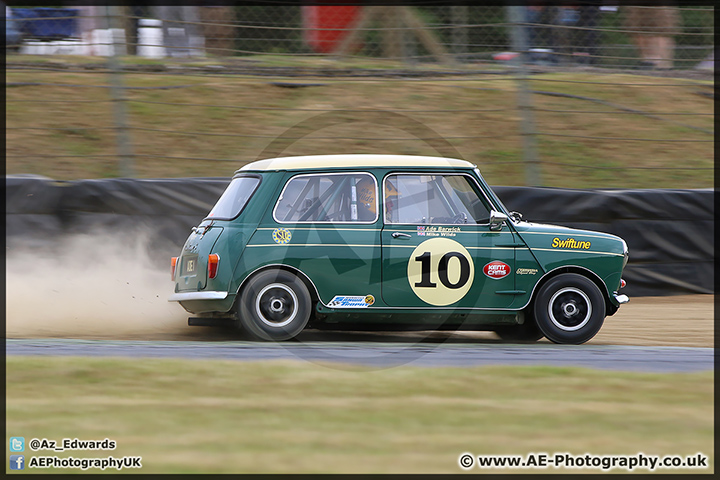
[{"xmin": 6, "ymin": 176, "xmax": 713, "ymax": 297}]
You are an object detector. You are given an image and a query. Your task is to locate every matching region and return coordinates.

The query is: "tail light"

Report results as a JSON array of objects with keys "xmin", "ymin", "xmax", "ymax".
[
  {"xmin": 208, "ymin": 254, "xmax": 220, "ymax": 279},
  {"xmin": 620, "ymin": 279, "xmax": 626, "ymax": 289},
  {"xmin": 171, "ymin": 257, "xmax": 178, "ymax": 280}
]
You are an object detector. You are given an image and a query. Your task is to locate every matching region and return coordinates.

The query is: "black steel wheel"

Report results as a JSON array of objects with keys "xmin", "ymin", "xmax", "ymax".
[
  {"xmin": 533, "ymin": 273, "xmax": 606, "ymax": 344},
  {"xmin": 238, "ymin": 269, "xmax": 312, "ymax": 341}
]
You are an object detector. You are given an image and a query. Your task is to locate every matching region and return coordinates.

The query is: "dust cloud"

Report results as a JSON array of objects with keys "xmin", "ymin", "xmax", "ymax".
[
  {"xmin": 6, "ymin": 230, "xmax": 713, "ymax": 346},
  {"xmin": 6, "ymin": 230, "xmax": 199, "ymax": 340}
]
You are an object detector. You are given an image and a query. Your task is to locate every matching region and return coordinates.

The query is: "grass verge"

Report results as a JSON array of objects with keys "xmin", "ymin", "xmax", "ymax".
[
  {"xmin": 5, "ymin": 356, "xmax": 713, "ymax": 474},
  {"xmin": 5, "ymin": 65, "xmax": 713, "ymax": 187}
]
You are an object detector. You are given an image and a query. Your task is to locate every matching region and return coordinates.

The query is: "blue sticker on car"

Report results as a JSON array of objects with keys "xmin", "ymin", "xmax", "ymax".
[{"xmin": 328, "ymin": 295, "xmax": 374, "ymax": 308}]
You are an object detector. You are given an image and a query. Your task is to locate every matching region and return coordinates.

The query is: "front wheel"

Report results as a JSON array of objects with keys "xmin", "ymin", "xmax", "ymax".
[
  {"xmin": 237, "ymin": 269, "xmax": 312, "ymax": 341},
  {"xmin": 533, "ymin": 273, "xmax": 606, "ymax": 344}
]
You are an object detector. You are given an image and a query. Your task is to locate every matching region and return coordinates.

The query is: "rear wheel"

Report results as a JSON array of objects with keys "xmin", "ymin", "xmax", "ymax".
[
  {"xmin": 533, "ymin": 273, "xmax": 606, "ymax": 344},
  {"xmin": 237, "ymin": 269, "xmax": 312, "ymax": 341}
]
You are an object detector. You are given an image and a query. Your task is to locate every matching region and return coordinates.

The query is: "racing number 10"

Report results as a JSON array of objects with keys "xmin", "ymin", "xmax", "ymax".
[
  {"xmin": 406, "ymin": 238, "xmax": 475, "ymax": 306},
  {"xmin": 414, "ymin": 251, "xmax": 471, "ymax": 289}
]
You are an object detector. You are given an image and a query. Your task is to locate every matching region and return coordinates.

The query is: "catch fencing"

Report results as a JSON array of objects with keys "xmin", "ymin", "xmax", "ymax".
[
  {"xmin": 5, "ymin": 5, "xmax": 714, "ymax": 187},
  {"xmin": 7, "ymin": 5, "xmax": 713, "ymax": 67}
]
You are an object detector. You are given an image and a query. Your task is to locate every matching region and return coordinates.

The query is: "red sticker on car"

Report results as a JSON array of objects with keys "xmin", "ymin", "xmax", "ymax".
[{"xmin": 483, "ymin": 261, "xmax": 510, "ymax": 279}]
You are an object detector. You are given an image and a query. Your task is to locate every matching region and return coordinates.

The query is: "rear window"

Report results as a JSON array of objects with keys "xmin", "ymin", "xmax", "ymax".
[{"xmin": 206, "ymin": 175, "xmax": 260, "ymax": 220}]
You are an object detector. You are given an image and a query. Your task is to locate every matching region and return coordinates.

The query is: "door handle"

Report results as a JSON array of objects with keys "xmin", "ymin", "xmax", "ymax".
[{"xmin": 392, "ymin": 232, "xmax": 411, "ymax": 239}]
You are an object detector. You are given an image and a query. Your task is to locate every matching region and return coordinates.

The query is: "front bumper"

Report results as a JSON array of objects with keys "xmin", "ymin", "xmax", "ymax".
[{"xmin": 168, "ymin": 291, "xmax": 229, "ymax": 302}]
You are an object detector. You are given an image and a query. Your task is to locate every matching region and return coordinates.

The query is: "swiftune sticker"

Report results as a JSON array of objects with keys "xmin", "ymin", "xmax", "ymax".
[{"xmin": 552, "ymin": 237, "xmax": 591, "ymax": 249}]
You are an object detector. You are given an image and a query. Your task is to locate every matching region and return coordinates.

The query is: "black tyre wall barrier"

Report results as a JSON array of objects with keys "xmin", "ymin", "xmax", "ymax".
[
  {"xmin": 6, "ymin": 176, "xmax": 713, "ymax": 297},
  {"xmin": 493, "ymin": 186, "xmax": 713, "ymax": 297}
]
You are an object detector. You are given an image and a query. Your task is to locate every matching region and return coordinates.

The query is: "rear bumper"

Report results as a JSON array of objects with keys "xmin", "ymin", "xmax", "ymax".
[
  {"xmin": 613, "ymin": 293, "xmax": 629, "ymax": 305},
  {"xmin": 168, "ymin": 291, "xmax": 228, "ymax": 302}
]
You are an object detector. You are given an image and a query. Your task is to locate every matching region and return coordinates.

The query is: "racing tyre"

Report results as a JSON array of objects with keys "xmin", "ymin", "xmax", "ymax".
[
  {"xmin": 238, "ymin": 269, "xmax": 312, "ymax": 341},
  {"xmin": 533, "ymin": 273, "xmax": 605, "ymax": 344},
  {"xmin": 494, "ymin": 319, "xmax": 544, "ymax": 342}
]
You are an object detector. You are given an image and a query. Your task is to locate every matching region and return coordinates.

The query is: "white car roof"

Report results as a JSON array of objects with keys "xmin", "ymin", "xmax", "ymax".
[{"xmin": 238, "ymin": 154, "xmax": 475, "ymax": 172}]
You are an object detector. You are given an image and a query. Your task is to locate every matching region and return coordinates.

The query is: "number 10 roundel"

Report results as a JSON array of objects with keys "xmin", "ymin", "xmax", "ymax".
[{"xmin": 407, "ymin": 238, "xmax": 474, "ymax": 306}]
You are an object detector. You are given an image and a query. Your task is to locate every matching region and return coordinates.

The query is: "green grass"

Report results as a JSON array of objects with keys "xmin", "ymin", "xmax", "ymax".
[
  {"xmin": 7, "ymin": 53, "xmax": 502, "ymax": 72},
  {"xmin": 5, "ymin": 61, "xmax": 713, "ymax": 187},
  {"xmin": 5, "ymin": 356, "xmax": 713, "ymax": 474}
]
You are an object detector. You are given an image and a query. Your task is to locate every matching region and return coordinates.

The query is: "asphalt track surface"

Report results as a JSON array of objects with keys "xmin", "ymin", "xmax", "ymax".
[{"xmin": 6, "ymin": 338, "xmax": 713, "ymax": 372}]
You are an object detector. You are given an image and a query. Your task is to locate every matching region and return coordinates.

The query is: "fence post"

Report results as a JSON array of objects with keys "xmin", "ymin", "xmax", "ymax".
[
  {"xmin": 507, "ymin": 6, "xmax": 541, "ymax": 186},
  {"xmin": 105, "ymin": 5, "xmax": 135, "ymax": 178},
  {"xmin": 451, "ymin": 6, "xmax": 468, "ymax": 61}
]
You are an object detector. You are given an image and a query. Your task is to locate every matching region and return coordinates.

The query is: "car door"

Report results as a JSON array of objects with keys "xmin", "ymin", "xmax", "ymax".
[
  {"xmin": 258, "ymin": 171, "xmax": 382, "ymax": 306},
  {"xmin": 381, "ymin": 172, "xmax": 518, "ymax": 309}
]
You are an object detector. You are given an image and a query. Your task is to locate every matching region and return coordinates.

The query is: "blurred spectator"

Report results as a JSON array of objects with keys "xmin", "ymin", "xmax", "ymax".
[
  {"xmin": 527, "ymin": 4, "xmax": 553, "ymax": 50},
  {"xmin": 74, "ymin": 5, "xmax": 108, "ymax": 37},
  {"xmin": 526, "ymin": 4, "xmax": 600, "ymax": 66},
  {"xmin": 525, "ymin": 4, "xmax": 557, "ymax": 65},
  {"xmin": 553, "ymin": 5, "xmax": 600, "ymax": 65},
  {"xmin": 5, "ymin": 2, "xmax": 23, "ymax": 51},
  {"xmin": 152, "ymin": 6, "xmax": 201, "ymax": 57},
  {"xmin": 198, "ymin": 6, "xmax": 236, "ymax": 57},
  {"xmin": 624, "ymin": 4, "xmax": 680, "ymax": 70}
]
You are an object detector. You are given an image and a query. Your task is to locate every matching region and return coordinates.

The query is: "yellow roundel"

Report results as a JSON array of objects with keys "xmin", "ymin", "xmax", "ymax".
[
  {"xmin": 364, "ymin": 294, "xmax": 375, "ymax": 305},
  {"xmin": 407, "ymin": 238, "xmax": 474, "ymax": 306},
  {"xmin": 272, "ymin": 228, "xmax": 292, "ymax": 244}
]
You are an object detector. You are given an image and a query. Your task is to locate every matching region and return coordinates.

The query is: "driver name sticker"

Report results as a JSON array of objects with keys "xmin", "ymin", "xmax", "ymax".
[
  {"xmin": 328, "ymin": 295, "xmax": 374, "ymax": 308},
  {"xmin": 407, "ymin": 237, "xmax": 474, "ymax": 306},
  {"xmin": 417, "ymin": 226, "xmax": 460, "ymax": 237}
]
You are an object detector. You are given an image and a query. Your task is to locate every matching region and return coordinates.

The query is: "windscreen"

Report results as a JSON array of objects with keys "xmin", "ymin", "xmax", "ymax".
[{"xmin": 206, "ymin": 175, "xmax": 260, "ymax": 220}]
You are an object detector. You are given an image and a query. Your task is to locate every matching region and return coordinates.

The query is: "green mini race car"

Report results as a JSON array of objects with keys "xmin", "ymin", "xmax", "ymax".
[{"xmin": 169, "ymin": 154, "xmax": 629, "ymax": 344}]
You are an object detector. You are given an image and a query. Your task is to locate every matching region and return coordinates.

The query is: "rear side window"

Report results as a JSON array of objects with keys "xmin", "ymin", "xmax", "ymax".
[
  {"xmin": 274, "ymin": 173, "xmax": 378, "ymax": 223},
  {"xmin": 206, "ymin": 175, "xmax": 260, "ymax": 220}
]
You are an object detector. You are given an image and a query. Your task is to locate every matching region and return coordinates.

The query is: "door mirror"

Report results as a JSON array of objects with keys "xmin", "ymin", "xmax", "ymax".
[{"xmin": 489, "ymin": 210, "xmax": 508, "ymax": 231}]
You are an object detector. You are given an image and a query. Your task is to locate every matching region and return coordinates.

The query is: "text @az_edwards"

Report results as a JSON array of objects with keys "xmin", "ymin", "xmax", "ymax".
[
  {"xmin": 458, "ymin": 452, "xmax": 709, "ymax": 472},
  {"xmin": 29, "ymin": 437, "xmax": 115, "ymax": 452}
]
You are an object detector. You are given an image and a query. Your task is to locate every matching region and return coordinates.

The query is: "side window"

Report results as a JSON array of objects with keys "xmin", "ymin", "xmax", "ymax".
[
  {"xmin": 384, "ymin": 174, "xmax": 491, "ymax": 225},
  {"xmin": 274, "ymin": 173, "xmax": 378, "ymax": 223}
]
